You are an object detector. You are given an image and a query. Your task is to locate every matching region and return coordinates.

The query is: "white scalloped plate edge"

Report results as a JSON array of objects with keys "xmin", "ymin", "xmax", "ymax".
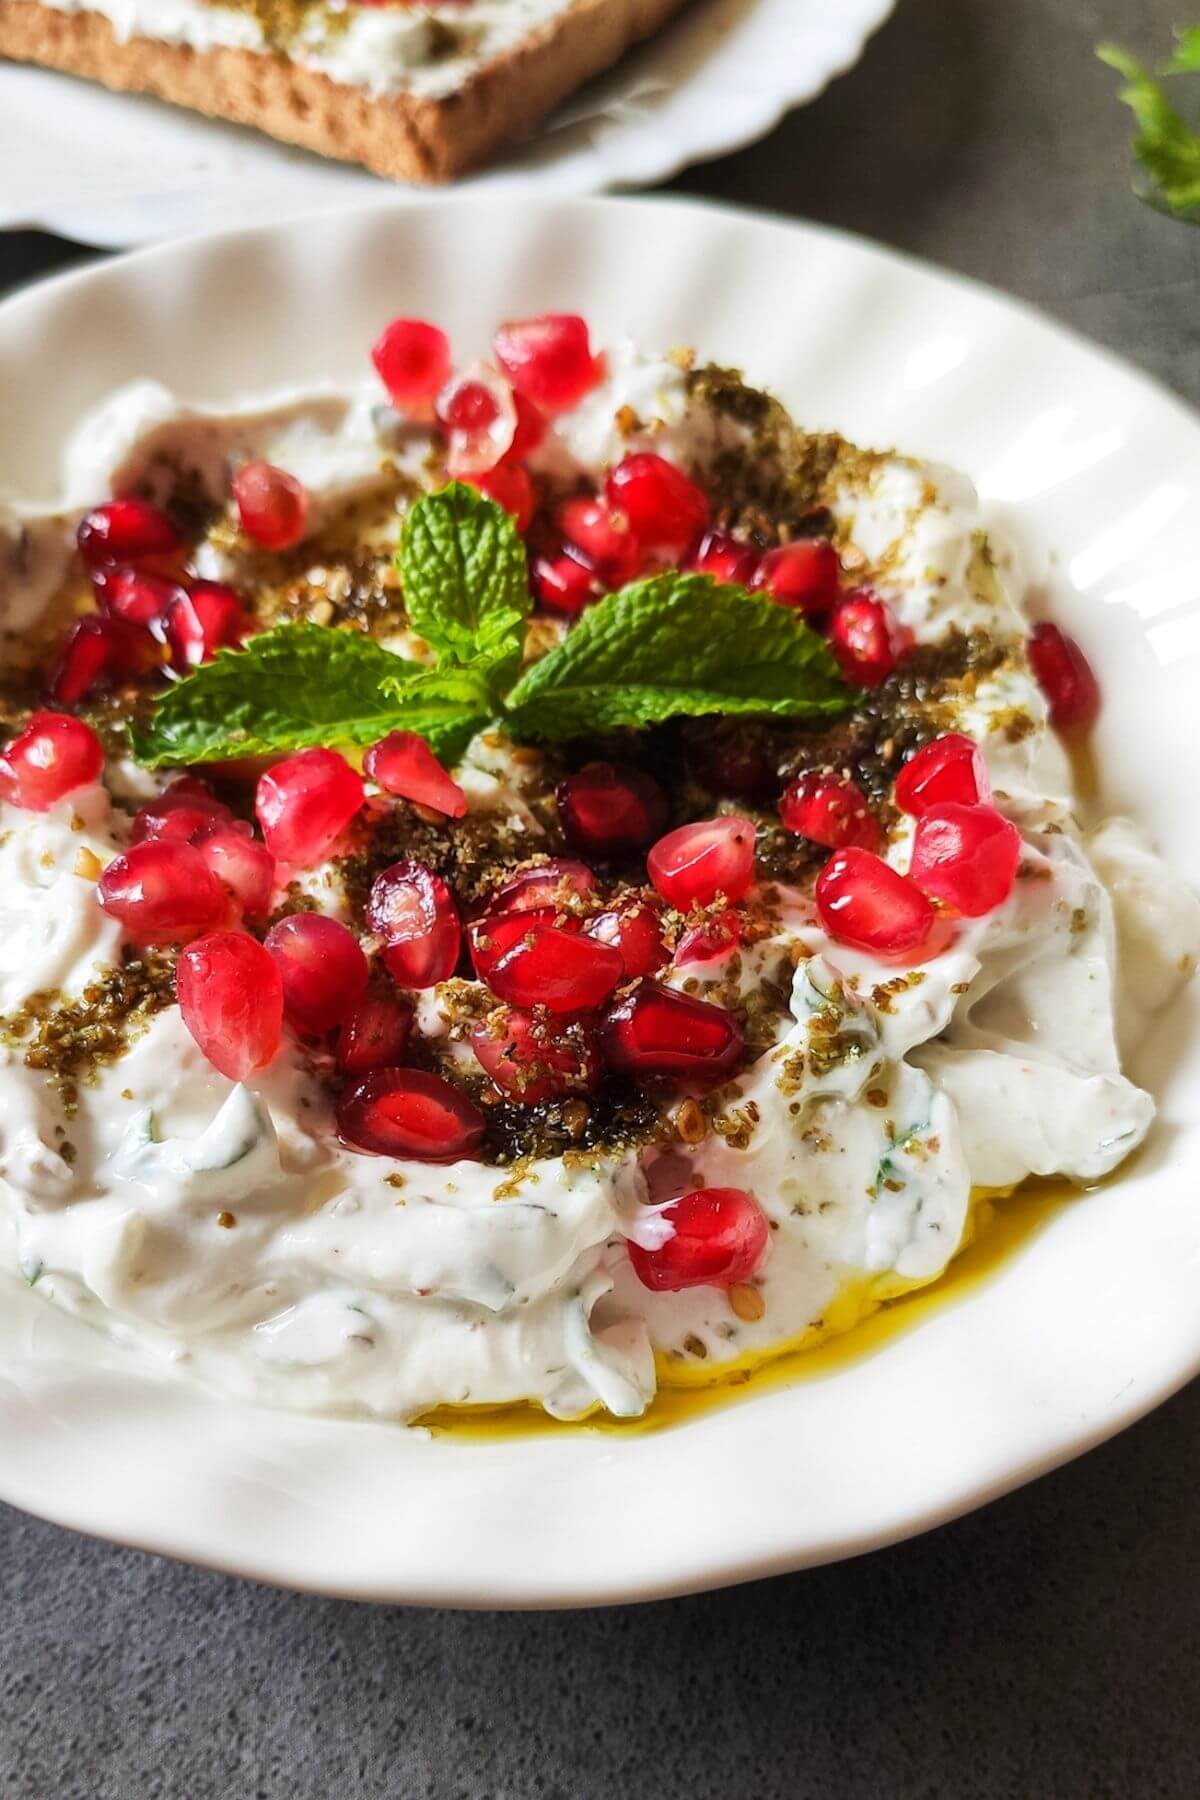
[{"xmin": 0, "ymin": 195, "xmax": 1197, "ymax": 1606}]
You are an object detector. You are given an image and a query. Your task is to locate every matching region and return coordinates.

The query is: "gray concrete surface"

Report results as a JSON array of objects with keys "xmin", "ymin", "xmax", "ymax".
[{"xmin": 2, "ymin": 0, "xmax": 1199, "ymax": 1794}]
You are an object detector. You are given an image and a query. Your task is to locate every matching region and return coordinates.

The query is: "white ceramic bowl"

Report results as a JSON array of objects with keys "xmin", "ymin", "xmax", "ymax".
[
  {"xmin": 0, "ymin": 0, "xmax": 894, "ymax": 248},
  {"xmin": 0, "ymin": 196, "xmax": 1197, "ymax": 1605}
]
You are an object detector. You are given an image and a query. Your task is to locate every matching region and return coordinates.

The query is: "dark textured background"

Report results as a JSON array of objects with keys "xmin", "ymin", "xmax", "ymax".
[{"xmin": 2, "ymin": 1, "xmax": 1199, "ymax": 1795}]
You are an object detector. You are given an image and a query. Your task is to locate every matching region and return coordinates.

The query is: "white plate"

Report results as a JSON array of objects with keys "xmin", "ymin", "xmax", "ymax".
[
  {"xmin": 0, "ymin": 196, "xmax": 1198, "ymax": 1606},
  {"xmin": 0, "ymin": 0, "xmax": 893, "ymax": 248}
]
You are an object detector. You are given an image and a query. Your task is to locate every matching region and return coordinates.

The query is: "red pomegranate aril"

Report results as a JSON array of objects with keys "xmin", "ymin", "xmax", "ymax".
[
  {"xmin": 629, "ymin": 1187, "xmax": 768, "ymax": 1293},
  {"xmin": 601, "ymin": 981, "xmax": 743, "ymax": 1079},
  {"xmin": 647, "ymin": 815, "xmax": 756, "ymax": 908},
  {"xmin": 98, "ymin": 840, "xmax": 229, "ymax": 944},
  {"xmin": 674, "ymin": 908, "xmax": 742, "ymax": 966},
  {"xmin": 469, "ymin": 905, "xmax": 564, "ymax": 981},
  {"xmin": 232, "ymin": 461, "xmax": 308, "ymax": 552},
  {"xmin": 50, "ymin": 616, "xmax": 155, "ymax": 704},
  {"xmin": 895, "ymin": 732, "xmax": 990, "ymax": 816},
  {"xmin": 371, "ymin": 317, "xmax": 452, "ymax": 415},
  {"xmin": 0, "ymin": 712, "xmax": 103, "ymax": 811},
  {"xmin": 686, "ymin": 529, "xmax": 759, "ymax": 586},
  {"xmin": 558, "ymin": 496, "xmax": 641, "ymax": 585},
  {"xmin": 336, "ymin": 989, "xmax": 413, "ymax": 1075},
  {"xmin": 131, "ymin": 779, "xmax": 232, "ymax": 845},
  {"xmin": 827, "ymin": 591, "xmax": 910, "ymax": 687},
  {"xmin": 77, "ymin": 498, "xmax": 179, "ymax": 571},
  {"xmin": 489, "ymin": 859, "xmax": 598, "ymax": 915},
  {"xmin": 585, "ymin": 901, "xmax": 668, "ymax": 979},
  {"xmin": 487, "ymin": 921, "xmax": 623, "ymax": 1013},
  {"xmin": 815, "ymin": 847, "xmax": 935, "ymax": 956},
  {"xmin": 471, "ymin": 1007, "xmax": 600, "ymax": 1105},
  {"xmin": 92, "ymin": 564, "xmax": 181, "ymax": 626},
  {"xmin": 493, "ymin": 314, "xmax": 601, "ymax": 414},
  {"xmin": 367, "ymin": 860, "xmax": 461, "ymax": 988},
  {"xmin": 177, "ymin": 930, "xmax": 283, "ymax": 1082},
  {"xmin": 557, "ymin": 761, "xmax": 668, "ymax": 857},
  {"xmin": 199, "ymin": 825, "xmax": 276, "ymax": 918},
  {"xmin": 532, "ymin": 549, "xmax": 599, "ymax": 615},
  {"xmin": 436, "ymin": 363, "xmax": 517, "ymax": 475},
  {"xmin": 606, "ymin": 453, "xmax": 710, "ymax": 556},
  {"xmin": 164, "ymin": 582, "xmax": 251, "ymax": 669},
  {"xmin": 364, "ymin": 731, "xmax": 466, "ymax": 818},
  {"xmin": 505, "ymin": 392, "xmax": 547, "ymax": 462},
  {"xmin": 909, "ymin": 803, "xmax": 1021, "ymax": 918},
  {"xmin": 264, "ymin": 913, "xmax": 369, "ymax": 1036},
  {"xmin": 779, "ymin": 773, "xmax": 882, "ymax": 852},
  {"xmin": 1027, "ymin": 622, "xmax": 1101, "ymax": 731},
  {"xmin": 337, "ymin": 1067, "xmax": 486, "ymax": 1161},
  {"xmin": 256, "ymin": 748, "xmax": 365, "ymax": 868},
  {"xmin": 465, "ymin": 464, "xmax": 535, "ymax": 534},
  {"xmin": 750, "ymin": 539, "xmax": 841, "ymax": 614}
]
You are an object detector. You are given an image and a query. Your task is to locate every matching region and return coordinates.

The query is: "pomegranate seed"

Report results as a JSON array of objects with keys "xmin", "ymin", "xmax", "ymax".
[
  {"xmin": 601, "ymin": 981, "xmax": 743, "ymax": 1078},
  {"xmin": 909, "ymin": 803, "xmax": 1021, "ymax": 917},
  {"xmin": 558, "ymin": 496, "xmax": 641, "ymax": 586},
  {"xmin": 505, "ymin": 392, "xmax": 547, "ymax": 462},
  {"xmin": 264, "ymin": 913, "xmax": 369, "ymax": 1035},
  {"xmin": 256, "ymin": 748, "xmax": 364, "ymax": 868},
  {"xmin": 1027, "ymin": 622, "xmax": 1100, "ymax": 731},
  {"xmin": 465, "ymin": 464, "xmax": 535, "ymax": 533},
  {"xmin": 364, "ymin": 731, "xmax": 466, "ymax": 818},
  {"xmin": 486, "ymin": 920, "xmax": 623, "ymax": 1013},
  {"xmin": 0, "ymin": 711, "xmax": 103, "ymax": 811},
  {"xmin": 177, "ymin": 930, "xmax": 283, "ymax": 1082},
  {"xmin": 436, "ymin": 363, "xmax": 517, "ymax": 475},
  {"xmin": 92, "ymin": 564, "xmax": 181, "ymax": 626},
  {"xmin": 232, "ymin": 461, "xmax": 308, "ymax": 551},
  {"xmin": 337, "ymin": 1067, "xmax": 486, "ymax": 1161},
  {"xmin": 815, "ymin": 847, "xmax": 935, "ymax": 956},
  {"xmin": 647, "ymin": 815, "xmax": 756, "ymax": 908},
  {"xmin": 557, "ymin": 762, "xmax": 668, "ymax": 857},
  {"xmin": 686, "ymin": 529, "xmax": 759, "ymax": 586},
  {"xmin": 367, "ymin": 860, "xmax": 461, "ymax": 988},
  {"xmin": 50, "ymin": 616, "xmax": 155, "ymax": 704},
  {"xmin": 693, "ymin": 726, "xmax": 777, "ymax": 799},
  {"xmin": 827, "ymin": 592, "xmax": 910, "ymax": 687},
  {"xmin": 98, "ymin": 840, "xmax": 229, "ymax": 944},
  {"xmin": 532, "ymin": 549, "xmax": 599, "ymax": 615},
  {"xmin": 471, "ymin": 1007, "xmax": 600, "ymax": 1104},
  {"xmin": 779, "ymin": 773, "xmax": 882, "ymax": 851},
  {"xmin": 585, "ymin": 901, "xmax": 668, "ymax": 979},
  {"xmin": 164, "ymin": 582, "xmax": 251, "ymax": 669},
  {"xmin": 198, "ymin": 823, "xmax": 275, "ymax": 917},
  {"xmin": 629, "ymin": 1187, "xmax": 768, "ymax": 1292},
  {"xmin": 336, "ymin": 988, "xmax": 413, "ymax": 1075},
  {"xmin": 371, "ymin": 317, "xmax": 452, "ymax": 414},
  {"xmin": 469, "ymin": 905, "xmax": 577, "ymax": 982},
  {"xmin": 606, "ymin": 453, "xmax": 710, "ymax": 557},
  {"xmin": 750, "ymin": 539, "xmax": 840, "ymax": 614},
  {"xmin": 488, "ymin": 859, "xmax": 598, "ymax": 915},
  {"xmin": 131, "ymin": 777, "xmax": 232, "ymax": 844},
  {"xmin": 493, "ymin": 314, "xmax": 601, "ymax": 414},
  {"xmin": 895, "ymin": 732, "xmax": 990, "ymax": 816},
  {"xmin": 77, "ymin": 498, "xmax": 179, "ymax": 571},
  {"xmin": 674, "ymin": 908, "xmax": 742, "ymax": 966}
]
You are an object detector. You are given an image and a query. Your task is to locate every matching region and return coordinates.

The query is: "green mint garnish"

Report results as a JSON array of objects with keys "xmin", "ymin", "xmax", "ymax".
[
  {"xmin": 133, "ymin": 486, "xmax": 852, "ymax": 770},
  {"xmin": 1099, "ymin": 30, "xmax": 1200, "ymax": 223}
]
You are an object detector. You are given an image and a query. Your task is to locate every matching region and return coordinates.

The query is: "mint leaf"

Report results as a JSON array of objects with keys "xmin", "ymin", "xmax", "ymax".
[
  {"xmin": 374, "ymin": 664, "xmax": 493, "ymax": 763},
  {"xmin": 1099, "ymin": 39, "xmax": 1200, "ymax": 222},
  {"xmin": 132, "ymin": 623, "xmax": 428, "ymax": 767},
  {"xmin": 399, "ymin": 483, "xmax": 531, "ymax": 683},
  {"xmin": 504, "ymin": 574, "xmax": 851, "ymax": 741}
]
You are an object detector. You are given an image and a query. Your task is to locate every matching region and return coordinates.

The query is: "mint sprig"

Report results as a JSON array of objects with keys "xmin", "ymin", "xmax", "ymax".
[
  {"xmin": 1099, "ymin": 32, "xmax": 1200, "ymax": 223},
  {"xmin": 133, "ymin": 485, "xmax": 852, "ymax": 770}
]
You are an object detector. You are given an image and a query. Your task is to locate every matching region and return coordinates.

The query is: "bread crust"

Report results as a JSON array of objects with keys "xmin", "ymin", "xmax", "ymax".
[{"xmin": 0, "ymin": 0, "xmax": 692, "ymax": 181}]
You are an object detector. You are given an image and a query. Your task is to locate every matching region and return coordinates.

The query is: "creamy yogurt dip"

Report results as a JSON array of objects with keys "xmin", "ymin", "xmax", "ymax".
[{"xmin": 0, "ymin": 322, "xmax": 1196, "ymax": 1426}]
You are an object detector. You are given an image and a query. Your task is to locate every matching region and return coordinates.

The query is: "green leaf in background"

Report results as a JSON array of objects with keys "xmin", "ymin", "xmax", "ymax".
[
  {"xmin": 398, "ymin": 481, "xmax": 531, "ymax": 685},
  {"xmin": 504, "ymin": 574, "xmax": 852, "ymax": 742},
  {"xmin": 1099, "ymin": 34, "xmax": 1200, "ymax": 222},
  {"xmin": 131, "ymin": 622, "xmax": 426, "ymax": 767}
]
